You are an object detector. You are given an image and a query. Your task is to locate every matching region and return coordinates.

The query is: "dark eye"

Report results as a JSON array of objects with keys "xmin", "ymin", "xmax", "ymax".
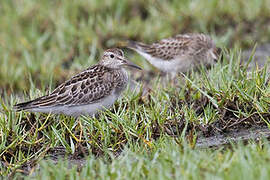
[{"xmin": 110, "ymin": 54, "xmax": 114, "ymax": 58}]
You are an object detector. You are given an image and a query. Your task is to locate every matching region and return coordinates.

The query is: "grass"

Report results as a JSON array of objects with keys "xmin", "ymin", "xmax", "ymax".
[
  {"xmin": 11, "ymin": 140, "xmax": 270, "ymax": 179},
  {"xmin": 1, "ymin": 0, "xmax": 270, "ymax": 179}
]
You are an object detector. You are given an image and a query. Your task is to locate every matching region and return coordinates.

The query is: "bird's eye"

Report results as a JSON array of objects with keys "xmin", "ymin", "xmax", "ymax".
[{"xmin": 110, "ymin": 54, "xmax": 115, "ymax": 58}]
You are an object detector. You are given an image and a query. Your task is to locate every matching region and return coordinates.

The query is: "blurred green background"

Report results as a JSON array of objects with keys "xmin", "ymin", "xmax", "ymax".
[{"xmin": 0, "ymin": 0, "xmax": 270, "ymax": 93}]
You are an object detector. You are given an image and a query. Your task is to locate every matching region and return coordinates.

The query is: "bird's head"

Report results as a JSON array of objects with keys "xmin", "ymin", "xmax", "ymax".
[{"xmin": 99, "ymin": 48, "xmax": 142, "ymax": 70}]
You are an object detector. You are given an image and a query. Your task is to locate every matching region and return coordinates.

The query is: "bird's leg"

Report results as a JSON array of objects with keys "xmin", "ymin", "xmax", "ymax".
[
  {"xmin": 169, "ymin": 72, "xmax": 179, "ymax": 86},
  {"xmin": 128, "ymin": 79, "xmax": 141, "ymax": 94},
  {"xmin": 161, "ymin": 72, "xmax": 177, "ymax": 87},
  {"xmin": 127, "ymin": 79, "xmax": 152, "ymax": 97}
]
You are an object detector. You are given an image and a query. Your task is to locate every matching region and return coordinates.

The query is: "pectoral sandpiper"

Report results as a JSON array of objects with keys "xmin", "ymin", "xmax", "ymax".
[
  {"xmin": 127, "ymin": 33, "xmax": 221, "ymax": 78},
  {"xmin": 14, "ymin": 48, "xmax": 141, "ymax": 117}
]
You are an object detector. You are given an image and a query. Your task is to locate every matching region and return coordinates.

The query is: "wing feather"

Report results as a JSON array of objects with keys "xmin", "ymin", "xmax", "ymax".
[
  {"xmin": 14, "ymin": 65, "xmax": 116, "ymax": 110},
  {"xmin": 128, "ymin": 33, "xmax": 214, "ymax": 61}
]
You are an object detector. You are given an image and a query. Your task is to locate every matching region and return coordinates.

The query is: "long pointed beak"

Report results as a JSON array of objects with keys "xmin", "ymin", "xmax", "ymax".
[{"xmin": 121, "ymin": 57, "xmax": 142, "ymax": 70}]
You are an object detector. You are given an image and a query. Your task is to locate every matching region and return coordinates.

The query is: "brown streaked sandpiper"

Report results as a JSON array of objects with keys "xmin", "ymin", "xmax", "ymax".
[
  {"xmin": 127, "ymin": 33, "xmax": 221, "ymax": 78},
  {"xmin": 14, "ymin": 48, "xmax": 141, "ymax": 117}
]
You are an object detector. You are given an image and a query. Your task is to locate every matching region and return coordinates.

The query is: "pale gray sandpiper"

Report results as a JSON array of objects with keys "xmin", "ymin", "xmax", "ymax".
[
  {"xmin": 127, "ymin": 33, "xmax": 221, "ymax": 78},
  {"xmin": 14, "ymin": 48, "xmax": 142, "ymax": 117}
]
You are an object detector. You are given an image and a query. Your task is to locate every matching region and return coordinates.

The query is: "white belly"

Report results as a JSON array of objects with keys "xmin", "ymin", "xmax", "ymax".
[
  {"xmin": 136, "ymin": 51, "xmax": 193, "ymax": 73},
  {"xmin": 29, "ymin": 92, "xmax": 119, "ymax": 117}
]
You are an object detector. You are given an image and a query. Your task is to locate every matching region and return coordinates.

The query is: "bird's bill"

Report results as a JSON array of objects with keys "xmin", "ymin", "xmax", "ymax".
[{"xmin": 121, "ymin": 58, "xmax": 142, "ymax": 70}]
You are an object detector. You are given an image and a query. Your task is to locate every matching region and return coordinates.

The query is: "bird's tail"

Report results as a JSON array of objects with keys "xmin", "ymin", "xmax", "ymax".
[
  {"xmin": 126, "ymin": 40, "xmax": 150, "ymax": 52},
  {"xmin": 13, "ymin": 101, "xmax": 33, "ymax": 111},
  {"xmin": 213, "ymin": 47, "xmax": 223, "ymax": 62},
  {"xmin": 13, "ymin": 95, "xmax": 45, "ymax": 111}
]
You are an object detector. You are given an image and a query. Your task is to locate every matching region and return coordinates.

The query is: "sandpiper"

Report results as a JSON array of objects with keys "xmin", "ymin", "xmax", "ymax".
[
  {"xmin": 14, "ymin": 48, "xmax": 142, "ymax": 117},
  {"xmin": 127, "ymin": 33, "xmax": 221, "ymax": 78}
]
